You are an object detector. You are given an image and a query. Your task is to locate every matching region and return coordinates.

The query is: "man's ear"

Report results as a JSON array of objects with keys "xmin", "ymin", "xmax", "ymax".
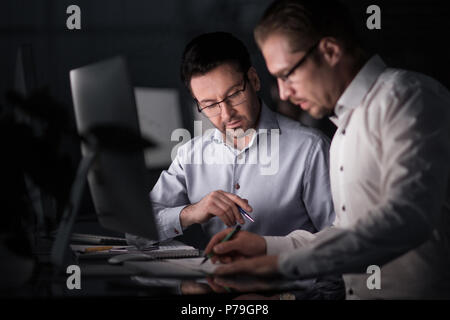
[
  {"xmin": 247, "ymin": 67, "xmax": 261, "ymax": 91},
  {"xmin": 319, "ymin": 37, "xmax": 342, "ymax": 67}
]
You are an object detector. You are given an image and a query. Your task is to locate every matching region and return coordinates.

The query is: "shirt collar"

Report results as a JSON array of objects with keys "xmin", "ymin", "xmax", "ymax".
[
  {"xmin": 256, "ymin": 100, "xmax": 281, "ymax": 133},
  {"xmin": 212, "ymin": 100, "xmax": 280, "ymax": 146},
  {"xmin": 330, "ymin": 55, "xmax": 387, "ymax": 125}
]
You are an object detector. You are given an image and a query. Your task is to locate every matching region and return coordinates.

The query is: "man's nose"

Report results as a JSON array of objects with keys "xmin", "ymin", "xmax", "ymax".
[
  {"xmin": 220, "ymin": 101, "xmax": 235, "ymax": 120},
  {"xmin": 277, "ymin": 78, "xmax": 292, "ymax": 101}
]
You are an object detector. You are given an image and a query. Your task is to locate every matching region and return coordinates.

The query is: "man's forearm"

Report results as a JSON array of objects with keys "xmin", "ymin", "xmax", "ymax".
[{"xmin": 179, "ymin": 204, "xmax": 196, "ymax": 229}]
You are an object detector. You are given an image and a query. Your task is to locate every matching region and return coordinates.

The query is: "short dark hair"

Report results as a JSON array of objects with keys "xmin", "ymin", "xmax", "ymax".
[
  {"xmin": 180, "ymin": 32, "xmax": 252, "ymax": 91},
  {"xmin": 254, "ymin": 0, "xmax": 360, "ymax": 53}
]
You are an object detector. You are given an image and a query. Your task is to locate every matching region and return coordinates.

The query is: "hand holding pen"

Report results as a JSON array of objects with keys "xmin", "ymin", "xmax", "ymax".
[
  {"xmin": 201, "ymin": 225, "xmax": 241, "ymax": 264},
  {"xmin": 180, "ymin": 190, "xmax": 253, "ymax": 228},
  {"xmin": 203, "ymin": 225, "xmax": 266, "ymax": 265},
  {"xmin": 200, "ymin": 206, "xmax": 254, "ymax": 264},
  {"xmin": 237, "ymin": 205, "xmax": 254, "ymax": 222}
]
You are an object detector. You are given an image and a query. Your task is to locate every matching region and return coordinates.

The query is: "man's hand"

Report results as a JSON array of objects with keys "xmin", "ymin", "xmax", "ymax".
[
  {"xmin": 180, "ymin": 280, "xmax": 213, "ymax": 295},
  {"xmin": 206, "ymin": 275, "xmax": 273, "ymax": 293},
  {"xmin": 213, "ymin": 255, "xmax": 280, "ymax": 277},
  {"xmin": 204, "ymin": 227, "xmax": 266, "ymax": 263},
  {"xmin": 206, "ymin": 276, "xmax": 285, "ymax": 300},
  {"xmin": 180, "ymin": 190, "xmax": 252, "ymax": 228}
]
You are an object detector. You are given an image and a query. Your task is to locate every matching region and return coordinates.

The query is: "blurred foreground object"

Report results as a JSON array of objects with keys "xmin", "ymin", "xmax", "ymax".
[{"xmin": 0, "ymin": 88, "xmax": 75, "ymax": 291}]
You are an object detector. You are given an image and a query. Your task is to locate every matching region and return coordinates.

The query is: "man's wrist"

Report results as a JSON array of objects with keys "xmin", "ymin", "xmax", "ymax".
[{"xmin": 180, "ymin": 204, "xmax": 195, "ymax": 229}]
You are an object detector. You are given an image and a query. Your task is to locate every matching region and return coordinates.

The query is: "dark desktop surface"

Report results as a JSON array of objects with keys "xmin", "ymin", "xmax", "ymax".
[
  {"xmin": 3, "ymin": 217, "xmax": 345, "ymax": 300},
  {"xmin": 19, "ymin": 263, "xmax": 345, "ymax": 300}
]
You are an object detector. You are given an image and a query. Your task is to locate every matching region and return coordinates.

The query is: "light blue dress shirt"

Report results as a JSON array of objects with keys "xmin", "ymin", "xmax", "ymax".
[{"xmin": 146, "ymin": 102, "xmax": 335, "ymax": 244}]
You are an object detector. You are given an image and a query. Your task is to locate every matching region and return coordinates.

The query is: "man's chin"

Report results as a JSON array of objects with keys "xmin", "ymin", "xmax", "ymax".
[
  {"xmin": 308, "ymin": 106, "xmax": 331, "ymax": 119},
  {"xmin": 308, "ymin": 111, "xmax": 324, "ymax": 120},
  {"xmin": 225, "ymin": 127, "xmax": 247, "ymax": 139}
]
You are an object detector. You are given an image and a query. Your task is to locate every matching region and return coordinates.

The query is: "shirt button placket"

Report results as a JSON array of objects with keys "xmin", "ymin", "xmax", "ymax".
[{"xmin": 338, "ymin": 129, "xmax": 348, "ymax": 224}]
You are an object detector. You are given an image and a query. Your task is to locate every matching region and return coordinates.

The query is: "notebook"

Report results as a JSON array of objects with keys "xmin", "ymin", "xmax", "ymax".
[{"xmin": 71, "ymin": 240, "xmax": 199, "ymax": 260}]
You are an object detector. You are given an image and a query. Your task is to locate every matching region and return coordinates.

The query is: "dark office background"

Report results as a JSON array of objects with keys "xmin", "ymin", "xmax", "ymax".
[{"xmin": 1, "ymin": 0, "xmax": 449, "ymax": 231}]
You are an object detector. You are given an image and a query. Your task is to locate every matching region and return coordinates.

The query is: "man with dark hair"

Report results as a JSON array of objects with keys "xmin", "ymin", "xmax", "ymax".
[
  {"xmin": 205, "ymin": 1, "xmax": 450, "ymax": 299},
  {"xmin": 132, "ymin": 32, "xmax": 335, "ymax": 249},
  {"xmin": 181, "ymin": 32, "xmax": 252, "ymax": 90}
]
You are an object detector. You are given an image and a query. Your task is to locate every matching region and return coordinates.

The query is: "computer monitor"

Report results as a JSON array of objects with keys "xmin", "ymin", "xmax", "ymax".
[{"xmin": 69, "ymin": 56, "xmax": 159, "ymax": 240}]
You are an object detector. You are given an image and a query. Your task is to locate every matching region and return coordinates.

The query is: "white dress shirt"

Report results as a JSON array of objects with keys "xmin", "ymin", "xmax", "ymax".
[
  {"xmin": 265, "ymin": 55, "xmax": 450, "ymax": 299},
  {"xmin": 137, "ymin": 102, "xmax": 335, "ymax": 245}
]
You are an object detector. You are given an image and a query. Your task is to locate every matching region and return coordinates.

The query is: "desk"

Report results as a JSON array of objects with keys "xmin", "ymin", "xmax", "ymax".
[
  {"xmin": 23, "ymin": 254, "xmax": 345, "ymax": 300},
  {"xmin": 1, "ymin": 223, "xmax": 344, "ymax": 300}
]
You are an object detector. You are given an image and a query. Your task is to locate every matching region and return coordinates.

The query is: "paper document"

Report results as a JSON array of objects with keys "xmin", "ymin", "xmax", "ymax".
[
  {"xmin": 124, "ymin": 258, "xmax": 219, "ymax": 278},
  {"xmin": 166, "ymin": 258, "xmax": 218, "ymax": 275}
]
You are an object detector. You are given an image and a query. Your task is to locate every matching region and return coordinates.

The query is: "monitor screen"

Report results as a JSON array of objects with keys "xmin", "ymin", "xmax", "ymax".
[{"xmin": 69, "ymin": 56, "xmax": 159, "ymax": 241}]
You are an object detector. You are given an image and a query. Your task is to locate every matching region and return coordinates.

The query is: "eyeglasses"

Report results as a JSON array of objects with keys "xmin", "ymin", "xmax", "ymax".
[
  {"xmin": 196, "ymin": 78, "xmax": 248, "ymax": 118},
  {"xmin": 279, "ymin": 41, "xmax": 320, "ymax": 83}
]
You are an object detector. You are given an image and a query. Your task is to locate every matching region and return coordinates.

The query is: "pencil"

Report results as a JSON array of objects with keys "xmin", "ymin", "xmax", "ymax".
[{"xmin": 84, "ymin": 246, "xmax": 114, "ymax": 253}]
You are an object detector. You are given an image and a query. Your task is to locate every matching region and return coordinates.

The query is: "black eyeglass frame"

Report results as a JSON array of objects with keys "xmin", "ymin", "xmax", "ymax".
[
  {"xmin": 195, "ymin": 77, "xmax": 248, "ymax": 115},
  {"xmin": 279, "ymin": 40, "xmax": 320, "ymax": 82}
]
